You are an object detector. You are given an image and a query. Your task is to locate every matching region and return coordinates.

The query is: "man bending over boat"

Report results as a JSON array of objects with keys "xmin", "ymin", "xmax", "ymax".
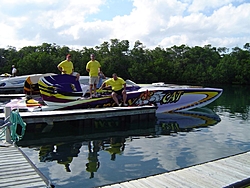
[
  {"xmin": 99, "ymin": 73, "xmax": 128, "ymax": 107},
  {"xmin": 57, "ymin": 54, "xmax": 80, "ymax": 80}
]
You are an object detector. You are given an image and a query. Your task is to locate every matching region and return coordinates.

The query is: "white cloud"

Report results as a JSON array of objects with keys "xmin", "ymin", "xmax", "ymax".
[
  {"xmin": 0, "ymin": 0, "xmax": 249, "ymax": 50},
  {"xmin": 188, "ymin": 0, "xmax": 229, "ymax": 12}
]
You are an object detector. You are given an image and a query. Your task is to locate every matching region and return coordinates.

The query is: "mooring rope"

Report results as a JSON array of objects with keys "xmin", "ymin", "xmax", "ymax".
[
  {"xmin": 1, "ymin": 110, "xmax": 27, "ymax": 142},
  {"xmin": 9, "ymin": 110, "xmax": 26, "ymax": 142}
]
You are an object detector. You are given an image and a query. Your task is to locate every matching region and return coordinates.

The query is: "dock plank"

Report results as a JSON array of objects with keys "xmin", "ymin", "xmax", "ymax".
[
  {"xmin": 1, "ymin": 178, "xmax": 48, "ymax": 188},
  {"xmin": 189, "ymin": 166, "xmax": 230, "ymax": 187},
  {"xmin": 137, "ymin": 178, "xmax": 163, "ymax": 188},
  {"xmin": 170, "ymin": 168, "xmax": 217, "ymax": 188},
  {"xmin": 125, "ymin": 180, "xmax": 149, "ymax": 188},
  {"xmin": 0, "ymin": 144, "xmax": 52, "ymax": 188},
  {"xmin": 0, "ymin": 171, "xmax": 39, "ymax": 179},
  {"xmin": 117, "ymin": 182, "xmax": 137, "ymax": 188},
  {"xmin": 162, "ymin": 173, "xmax": 196, "ymax": 188},
  {"xmin": 207, "ymin": 162, "xmax": 248, "ymax": 179},
  {"xmin": 150, "ymin": 174, "xmax": 187, "ymax": 188},
  {"xmin": 140, "ymin": 176, "xmax": 171, "ymax": 188}
]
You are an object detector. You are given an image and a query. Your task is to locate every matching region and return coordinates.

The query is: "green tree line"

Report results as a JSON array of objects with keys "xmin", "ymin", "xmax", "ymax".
[{"xmin": 0, "ymin": 39, "xmax": 250, "ymax": 85}]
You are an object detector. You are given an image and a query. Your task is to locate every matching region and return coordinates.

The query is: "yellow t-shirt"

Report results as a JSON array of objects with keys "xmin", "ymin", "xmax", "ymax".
[
  {"xmin": 86, "ymin": 60, "xmax": 101, "ymax": 77},
  {"xmin": 104, "ymin": 77, "xmax": 126, "ymax": 91},
  {"xmin": 58, "ymin": 60, "xmax": 73, "ymax": 74}
]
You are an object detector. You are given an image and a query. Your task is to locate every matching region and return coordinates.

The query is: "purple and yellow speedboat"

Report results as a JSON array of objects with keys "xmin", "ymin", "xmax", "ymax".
[{"xmin": 5, "ymin": 74, "xmax": 223, "ymax": 113}]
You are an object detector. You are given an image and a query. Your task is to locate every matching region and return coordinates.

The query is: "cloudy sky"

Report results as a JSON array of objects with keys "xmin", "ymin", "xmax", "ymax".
[{"xmin": 0, "ymin": 0, "xmax": 249, "ymax": 50}]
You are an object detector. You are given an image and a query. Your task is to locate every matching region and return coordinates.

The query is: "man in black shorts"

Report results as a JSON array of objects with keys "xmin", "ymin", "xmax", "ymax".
[{"xmin": 99, "ymin": 73, "xmax": 128, "ymax": 106}]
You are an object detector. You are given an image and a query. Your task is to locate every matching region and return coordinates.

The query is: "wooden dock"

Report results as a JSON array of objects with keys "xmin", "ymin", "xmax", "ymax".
[
  {"xmin": 0, "ymin": 143, "xmax": 53, "ymax": 188},
  {"xmin": 0, "ymin": 105, "xmax": 156, "ymax": 125},
  {"xmin": 1, "ymin": 147, "xmax": 249, "ymax": 188},
  {"xmin": 100, "ymin": 151, "xmax": 250, "ymax": 188},
  {"xmin": 2, "ymin": 144, "xmax": 249, "ymax": 188}
]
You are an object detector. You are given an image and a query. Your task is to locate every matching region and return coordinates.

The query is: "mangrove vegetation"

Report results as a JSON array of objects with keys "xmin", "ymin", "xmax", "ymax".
[{"xmin": 0, "ymin": 39, "xmax": 250, "ymax": 85}]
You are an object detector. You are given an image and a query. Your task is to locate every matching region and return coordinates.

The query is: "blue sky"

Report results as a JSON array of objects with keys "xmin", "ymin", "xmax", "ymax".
[
  {"xmin": 87, "ymin": 0, "xmax": 134, "ymax": 21},
  {"xmin": 0, "ymin": 0, "xmax": 249, "ymax": 50}
]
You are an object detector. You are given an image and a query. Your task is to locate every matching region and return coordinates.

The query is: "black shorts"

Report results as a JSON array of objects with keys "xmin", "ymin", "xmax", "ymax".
[{"xmin": 113, "ymin": 89, "xmax": 124, "ymax": 95}]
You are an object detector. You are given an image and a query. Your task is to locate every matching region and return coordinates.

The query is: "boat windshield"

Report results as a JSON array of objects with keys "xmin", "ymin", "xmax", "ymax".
[
  {"xmin": 80, "ymin": 77, "xmax": 139, "ymax": 86},
  {"xmin": 126, "ymin": 79, "xmax": 140, "ymax": 87}
]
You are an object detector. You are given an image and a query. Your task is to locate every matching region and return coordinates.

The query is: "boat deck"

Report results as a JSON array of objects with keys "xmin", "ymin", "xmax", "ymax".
[{"xmin": 100, "ymin": 151, "xmax": 250, "ymax": 188}]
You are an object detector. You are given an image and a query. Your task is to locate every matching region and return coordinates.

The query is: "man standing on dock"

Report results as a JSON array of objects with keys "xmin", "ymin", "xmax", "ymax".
[{"xmin": 99, "ymin": 73, "xmax": 128, "ymax": 107}]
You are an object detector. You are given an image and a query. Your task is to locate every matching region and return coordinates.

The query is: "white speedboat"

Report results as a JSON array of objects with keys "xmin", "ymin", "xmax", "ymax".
[
  {"xmin": 0, "ymin": 73, "xmax": 12, "ymax": 80},
  {"xmin": 0, "ymin": 75, "xmax": 32, "ymax": 94},
  {"xmin": 0, "ymin": 73, "xmax": 56, "ymax": 94}
]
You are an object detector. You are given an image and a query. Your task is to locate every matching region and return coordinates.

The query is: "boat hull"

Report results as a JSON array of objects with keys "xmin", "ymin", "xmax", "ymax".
[
  {"xmin": 0, "ymin": 75, "xmax": 28, "ymax": 94},
  {"xmin": 0, "ymin": 73, "xmax": 55, "ymax": 94},
  {"xmin": 137, "ymin": 87, "xmax": 223, "ymax": 113}
]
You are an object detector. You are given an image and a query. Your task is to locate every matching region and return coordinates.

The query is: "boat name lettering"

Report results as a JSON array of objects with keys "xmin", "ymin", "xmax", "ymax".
[
  {"xmin": 160, "ymin": 122, "xmax": 180, "ymax": 132},
  {"xmin": 161, "ymin": 91, "xmax": 184, "ymax": 104},
  {"xmin": 94, "ymin": 120, "xmax": 119, "ymax": 128}
]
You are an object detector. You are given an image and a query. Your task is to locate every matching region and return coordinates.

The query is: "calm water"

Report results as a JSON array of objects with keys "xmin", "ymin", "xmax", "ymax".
[{"xmin": 5, "ymin": 85, "xmax": 250, "ymax": 187}]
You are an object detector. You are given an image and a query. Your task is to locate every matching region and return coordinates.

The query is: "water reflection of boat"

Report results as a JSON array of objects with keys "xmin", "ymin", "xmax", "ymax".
[
  {"xmin": 16, "ymin": 108, "xmax": 220, "ymax": 178},
  {"xmin": 16, "ymin": 107, "xmax": 220, "ymax": 146},
  {"xmin": 155, "ymin": 107, "xmax": 221, "ymax": 135},
  {"xmin": 17, "ymin": 116, "xmax": 156, "ymax": 147}
]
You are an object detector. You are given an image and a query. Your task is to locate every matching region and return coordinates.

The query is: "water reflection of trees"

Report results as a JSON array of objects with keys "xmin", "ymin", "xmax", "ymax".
[{"xmin": 210, "ymin": 85, "xmax": 250, "ymax": 120}]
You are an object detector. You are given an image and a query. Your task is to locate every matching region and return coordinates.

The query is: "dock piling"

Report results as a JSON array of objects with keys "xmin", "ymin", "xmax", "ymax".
[{"xmin": 4, "ymin": 106, "xmax": 11, "ymax": 144}]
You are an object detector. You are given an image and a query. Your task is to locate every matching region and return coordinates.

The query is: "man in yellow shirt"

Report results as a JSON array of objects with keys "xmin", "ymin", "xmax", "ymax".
[
  {"xmin": 57, "ymin": 54, "xmax": 80, "ymax": 80},
  {"xmin": 99, "ymin": 73, "xmax": 128, "ymax": 106},
  {"xmin": 86, "ymin": 54, "xmax": 101, "ymax": 98}
]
